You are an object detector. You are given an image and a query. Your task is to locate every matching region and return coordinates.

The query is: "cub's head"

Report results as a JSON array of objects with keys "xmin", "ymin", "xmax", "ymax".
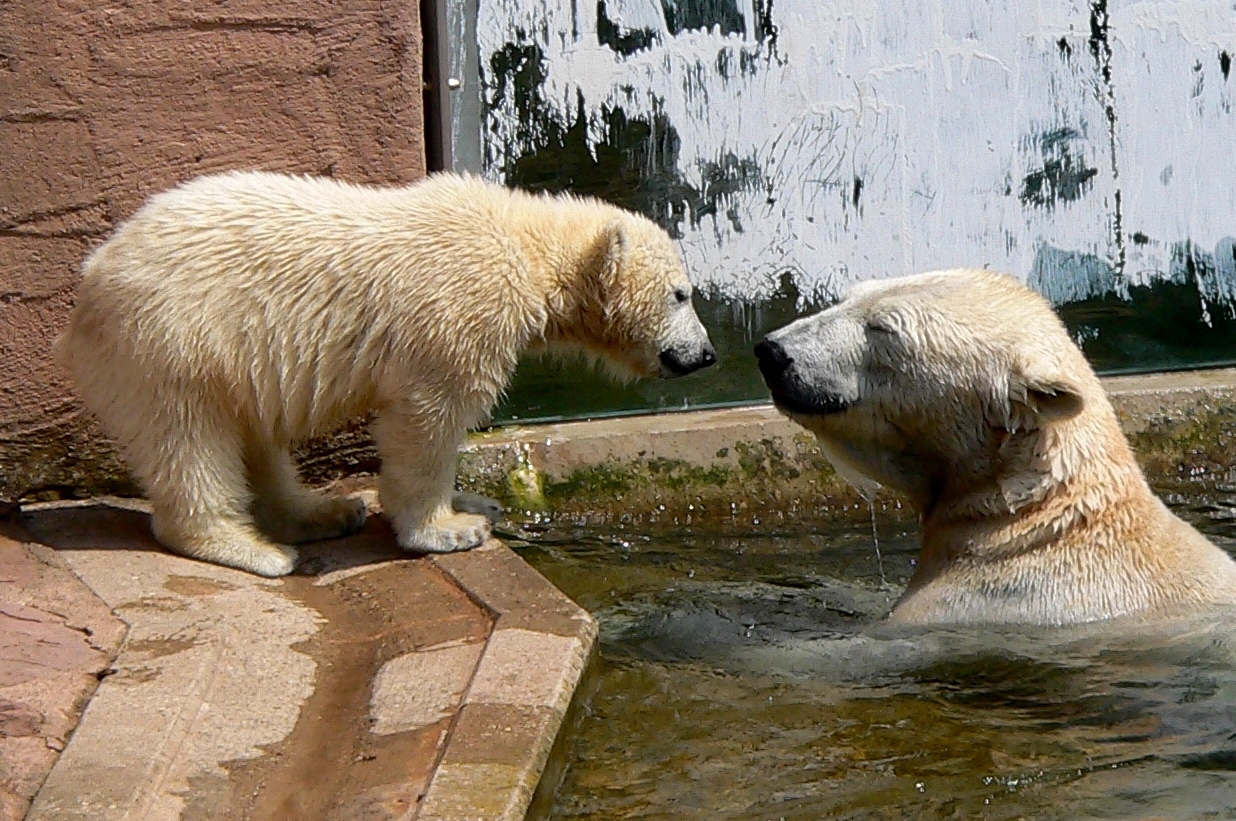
[
  {"xmin": 561, "ymin": 212, "xmax": 716, "ymax": 379},
  {"xmin": 755, "ymin": 269, "xmax": 1098, "ymax": 509}
]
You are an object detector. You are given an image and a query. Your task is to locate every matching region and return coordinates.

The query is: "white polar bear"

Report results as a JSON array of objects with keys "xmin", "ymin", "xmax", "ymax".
[
  {"xmin": 60, "ymin": 171, "xmax": 716, "ymax": 576},
  {"xmin": 756, "ymin": 268, "xmax": 1236, "ymax": 625}
]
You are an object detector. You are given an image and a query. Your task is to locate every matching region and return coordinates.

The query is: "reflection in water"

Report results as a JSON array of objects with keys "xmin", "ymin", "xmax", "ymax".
[{"xmin": 514, "ymin": 497, "xmax": 1236, "ymax": 820}]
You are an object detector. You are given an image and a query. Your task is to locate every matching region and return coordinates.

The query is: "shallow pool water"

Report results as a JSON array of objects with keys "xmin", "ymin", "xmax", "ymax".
[{"xmin": 511, "ymin": 492, "xmax": 1236, "ymax": 821}]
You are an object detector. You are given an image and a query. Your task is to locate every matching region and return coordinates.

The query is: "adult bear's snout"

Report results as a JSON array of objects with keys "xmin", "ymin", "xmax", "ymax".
[
  {"xmin": 755, "ymin": 336, "xmax": 853, "ymax": 416},
  {"xmin": 754, "ymin": 338, "xmax": 793, "ymax": 382}
]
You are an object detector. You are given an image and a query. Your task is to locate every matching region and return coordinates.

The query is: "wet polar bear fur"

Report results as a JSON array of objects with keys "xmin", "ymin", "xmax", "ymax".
[
  {"xmin": 756, "ymin": 268, "xmax": 1236, "ymax": 625},
  {"xmin": 60, "ymin": 171, "xmax": 716, "ymax": 576}
]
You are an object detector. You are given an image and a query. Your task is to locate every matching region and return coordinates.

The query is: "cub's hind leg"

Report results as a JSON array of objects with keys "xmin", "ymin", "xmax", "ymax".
[
  {"xmin": 247, "ymin": 441, "xmax": 367, "ymax": 544},
  {"xmin": 114, "ymin": 387, "xmax": 299, "ymax": 577}
]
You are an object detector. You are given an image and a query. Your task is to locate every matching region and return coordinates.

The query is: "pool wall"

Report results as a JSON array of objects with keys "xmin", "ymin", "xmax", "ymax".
[{"xmin": 444, "ymin": 368, "xmax": 1236, "ymax": 526}]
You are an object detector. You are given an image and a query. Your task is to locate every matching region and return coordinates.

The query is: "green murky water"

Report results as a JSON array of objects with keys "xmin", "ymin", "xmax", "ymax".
[{"xmin": 511, "ymin": 492, "xmax": 1236, "ymax": 820}]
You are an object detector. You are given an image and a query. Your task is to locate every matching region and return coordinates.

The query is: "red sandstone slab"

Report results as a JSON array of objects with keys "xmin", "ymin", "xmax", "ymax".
[
  {"xmin": 11, "ymin": 500, "xmax": 595, "ymax": 821},
  {"xmin": 0, "ymin": 513, "xmax": 126, "ymax": 821}
]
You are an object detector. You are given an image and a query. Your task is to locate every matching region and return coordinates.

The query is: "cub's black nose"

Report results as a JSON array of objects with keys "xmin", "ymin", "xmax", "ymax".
[
  {"xmin": 754, "ymin": 338, "xmax": 792, "ymax": 380},
  {"xmin": 659, "ymin": 343, "xmax": 718, "ymax": 377}
]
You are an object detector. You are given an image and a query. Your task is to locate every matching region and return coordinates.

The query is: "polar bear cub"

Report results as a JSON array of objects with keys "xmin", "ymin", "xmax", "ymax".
[
  {"xmin": 756, "ymin": 268, "xmax": 1236, "ymax": 625},
  {"xmin": 61, "ymin": 171, "xmax": 716, "ymax": 576}
]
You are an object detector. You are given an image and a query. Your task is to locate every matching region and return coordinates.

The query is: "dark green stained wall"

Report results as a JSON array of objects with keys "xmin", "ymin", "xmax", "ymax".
[
  {"xmin": 494, "ymin": 261, "xmax": 1236, "ymax": 424},
  {"xmin": 496, "ymin": 274, "xmax": 824, "ymax": 422}
]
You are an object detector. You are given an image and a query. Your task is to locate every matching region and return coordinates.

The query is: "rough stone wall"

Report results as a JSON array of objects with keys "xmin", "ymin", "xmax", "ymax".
[{"xmin": 0, "ymin": 0, "xmax": 427, "ymax": 500}]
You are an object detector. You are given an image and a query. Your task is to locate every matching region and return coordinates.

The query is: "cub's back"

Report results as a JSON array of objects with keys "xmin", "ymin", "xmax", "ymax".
[{"xmin": 73, "ymin": 172, "xmax": 516, "ymax": 352}]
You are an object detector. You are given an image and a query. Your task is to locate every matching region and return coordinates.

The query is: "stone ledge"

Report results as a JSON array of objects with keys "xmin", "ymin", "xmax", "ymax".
[
  {"xmin": 16, "ymin": 368, "xmax": 1236, "ymax": 513},
  {"xmin": 0, "ymin": 512, "xmax": 126, "ymax": 821},
  {"xmin": 423, "ymin": 544, "xmax": 598, "ymax": 821},
  {"xmin": 7, "ymin": 499, "xmax": 595, "ymax": 821},
  {"xmin": 8, "ymin": 367, "xmax": 1236, "ymax": 817}
]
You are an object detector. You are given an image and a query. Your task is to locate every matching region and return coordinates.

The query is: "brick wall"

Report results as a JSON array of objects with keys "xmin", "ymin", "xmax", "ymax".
[{"xmin": 0, "ymin": 0, "xmax": 427, "ymax": 499}]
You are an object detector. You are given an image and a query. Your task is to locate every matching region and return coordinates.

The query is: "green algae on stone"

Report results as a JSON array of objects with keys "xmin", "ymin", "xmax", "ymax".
[
  {"xmin": 733, "ymin": 437, "xmax": 800, "ymax": 480},
  {"xmin": 1121, "ymin": 396, "xmax": 1236, "ymax": 484},
  {"xmin": 507, "ymin": 445, "xmax": 548, "ymax": 510},
  {"xmin": 643, "ymin": 458, "xmax": 734, "ymax": 491},
  {"xmin": 543, "ymin": 462, "xmax": 646, "ymax": 503}
]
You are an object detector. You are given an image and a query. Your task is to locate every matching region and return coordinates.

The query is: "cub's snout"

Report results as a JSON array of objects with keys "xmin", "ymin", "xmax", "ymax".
[{"xmin": 660, "ymin": 343, "xmax": 717, "ymax": 377}]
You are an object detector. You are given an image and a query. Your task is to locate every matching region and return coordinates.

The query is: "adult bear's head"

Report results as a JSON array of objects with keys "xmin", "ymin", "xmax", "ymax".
[{"xmin": 754, "ymin": 269, "xmax": 1095, "ymax": 510}]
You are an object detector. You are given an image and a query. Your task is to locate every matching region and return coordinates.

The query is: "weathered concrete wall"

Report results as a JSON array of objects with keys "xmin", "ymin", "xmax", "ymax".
[
  {"xmin": 0, "ymin": 0, "xmax": 427, "ymax": 500},
  {"xmin": 469, "ymin": 0, "xmax": 1236, "ymax": 302},
  {"xmin": 456, "ymin": 0, "xmax": 1236, "ymax": 421}
]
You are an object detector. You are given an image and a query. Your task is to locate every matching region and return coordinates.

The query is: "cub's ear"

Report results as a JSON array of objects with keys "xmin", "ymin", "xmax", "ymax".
[
  {"xmin": 1002, "ymin": 354, "xmax": 1085, "ymax": 432},
  {"xmin": 600, "ymin": 220, "xmax": 628, "ymax": 284}
]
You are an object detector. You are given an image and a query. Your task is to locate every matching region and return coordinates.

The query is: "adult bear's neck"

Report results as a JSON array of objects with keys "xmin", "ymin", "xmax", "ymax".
[{"xmin": 917, "ymin": 405, "xmax": 1150, "ymax": 571}]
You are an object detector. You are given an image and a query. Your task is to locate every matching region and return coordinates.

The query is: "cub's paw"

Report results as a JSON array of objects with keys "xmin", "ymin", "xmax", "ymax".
[
  {"xmin": 166, "ymin": 534, "xmax": 299, "ymax": 578},
  {"xmin": 247, "ymin": 544, "xmax": 300, "ymax": 578},
  {"xmin": 258, "ymin": 495, "xmax": 368, "ymax": 544},
  {"xmin": 297, "ymin": 495, "xmax": 368, "ymax": 542},
  {"xmin": 452, "ymin": 491, "xmax": 504, "ymax": 524},
  {"xmin": 399, "ymin": 512, "xmax": 492, "ymax": 554}
]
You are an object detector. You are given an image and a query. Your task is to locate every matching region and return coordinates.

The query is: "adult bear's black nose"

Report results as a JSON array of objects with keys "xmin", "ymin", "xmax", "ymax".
[{"xmin": 754, "ymin": 338, "xmax": 792, "ymax": 381}]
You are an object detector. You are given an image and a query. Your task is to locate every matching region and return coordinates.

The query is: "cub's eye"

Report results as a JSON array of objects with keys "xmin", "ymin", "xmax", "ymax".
[{"xmin": 673, "ymin": 287, "xmax": 690, "ymax": 304}]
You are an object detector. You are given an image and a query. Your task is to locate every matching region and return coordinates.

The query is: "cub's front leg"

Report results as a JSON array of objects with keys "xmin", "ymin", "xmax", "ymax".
[{"xmin": 372, "ymin": 409, "xmax": 492, "ymax": 553}]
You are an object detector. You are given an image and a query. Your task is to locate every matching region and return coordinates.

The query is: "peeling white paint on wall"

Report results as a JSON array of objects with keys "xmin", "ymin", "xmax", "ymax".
[{"xmin": 461, "ymin": 0, "xmax": 1236, "ymax": 308}]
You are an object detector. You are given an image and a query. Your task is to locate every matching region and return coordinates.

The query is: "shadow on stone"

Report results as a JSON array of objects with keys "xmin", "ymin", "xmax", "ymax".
[{"xmin": 19, "ymin": 498, "xmax": 416, "ymax": 580}]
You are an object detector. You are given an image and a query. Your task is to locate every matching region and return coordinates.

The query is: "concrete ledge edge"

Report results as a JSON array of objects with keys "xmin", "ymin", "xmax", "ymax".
[
  {"xmin": 421, "ymin": 541, "xmax": 598, "ymax": 821},
  {"xmin": 453, "ymin": 368, "xmax": 1236, "ymax": 523}
]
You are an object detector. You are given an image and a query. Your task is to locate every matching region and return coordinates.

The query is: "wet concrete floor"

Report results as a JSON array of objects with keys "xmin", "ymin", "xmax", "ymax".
[{"xmin": 1, "ymin": 496, "xmax": 594, "ymax": 821}]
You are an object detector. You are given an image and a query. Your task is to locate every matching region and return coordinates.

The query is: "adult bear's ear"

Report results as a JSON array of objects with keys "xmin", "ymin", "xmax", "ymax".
[{"xmin": 1002, "ymin": 353, "xmax": 1085, "ymax": 432}]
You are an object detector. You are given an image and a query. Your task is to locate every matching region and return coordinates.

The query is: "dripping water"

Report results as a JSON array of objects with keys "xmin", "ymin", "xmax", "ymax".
[
  {"xmin": 866, "ymin": 496, "xmax": 886, "ymax": 586},
  {"xmin": 814, "ymin": 437, "xmax": 887, "ymax": 586}
]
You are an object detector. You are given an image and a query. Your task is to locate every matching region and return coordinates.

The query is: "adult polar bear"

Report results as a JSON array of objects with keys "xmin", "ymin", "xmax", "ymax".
[
  {"xmin": 756, "ymin": 269, "xmax": 1236, "ymax": 625},
  {"xmin": 61, "ymin": 171, "xmax": 716, "ymax": 577}
]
